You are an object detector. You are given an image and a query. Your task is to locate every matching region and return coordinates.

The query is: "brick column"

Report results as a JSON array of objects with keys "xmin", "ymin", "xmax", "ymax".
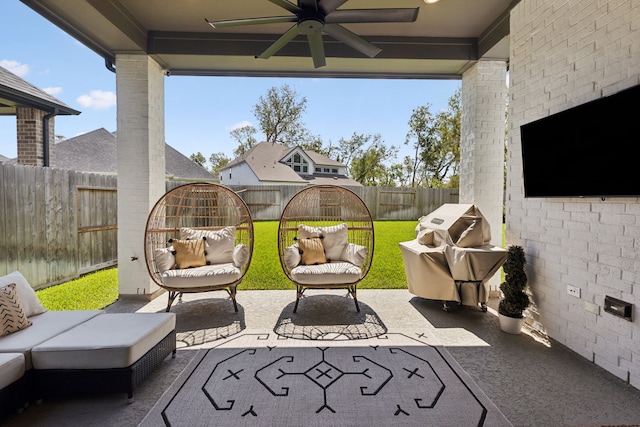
[
  {"xmin": 16, "ymin": 107, "xmax": 54, "ymax": 166},
  {"xmin": 116, "ymin": 54, "xmax": 166, "ymax": 298},
  {"xmin": 460, "ymin": 60, "xmax": 507, "ymax": 288}
]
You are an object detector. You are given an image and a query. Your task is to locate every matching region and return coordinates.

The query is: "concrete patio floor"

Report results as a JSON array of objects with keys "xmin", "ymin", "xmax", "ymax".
[{"xmin": 3, "ymin": 289, "xmax": 640, "ymax": 426}]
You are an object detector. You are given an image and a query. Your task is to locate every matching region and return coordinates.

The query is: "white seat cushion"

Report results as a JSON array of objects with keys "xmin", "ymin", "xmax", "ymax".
[
  {"xmin": 162, "ymin": 264, "xmax": 241, "ymax": 289},
  {"xmin": 0, "ymin": 353, "xmax": 25, "ymax": 389},
  {"xmin": 0, "ymin": 310, "xmax": 104, "ymax": 369},
  {"xmin": 291, "ymin": 262, "xmax": 362, "ymax": 286},
  {"xmin": 31, "ymin": 313, "xmax": 176, "ymax": 370}
]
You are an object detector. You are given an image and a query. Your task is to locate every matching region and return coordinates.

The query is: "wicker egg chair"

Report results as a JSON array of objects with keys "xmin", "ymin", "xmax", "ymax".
[
  {"xmin": 278, "ymin": 185, "xmax": 374, "ymax": 313},
  {"xmin": 144, "ymin": 183, "xmax": 253, "ymax": 312}
]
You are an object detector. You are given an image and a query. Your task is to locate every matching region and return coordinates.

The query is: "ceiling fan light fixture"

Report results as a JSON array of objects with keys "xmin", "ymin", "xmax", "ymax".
[{"xmin": 424, "ymin": 0, "xmax": 440, "ymax": 4}]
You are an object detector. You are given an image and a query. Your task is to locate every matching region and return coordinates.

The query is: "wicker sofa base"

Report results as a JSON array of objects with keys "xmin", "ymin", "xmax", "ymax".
[
  {"xmin": 35, "ymin": 330, "xmax": 176, "ymax": 402},
  {"xmin": 0, "ymin": 370, "xmax": 32, "ymax": 416}
]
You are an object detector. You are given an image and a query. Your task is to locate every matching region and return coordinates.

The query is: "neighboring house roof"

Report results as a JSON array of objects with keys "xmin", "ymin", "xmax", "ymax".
[
  {"xmin": 0, "ymin": 155, "xmax": 10, "ymax": 163},
  {"xmin": 53, "ymin": 128, "xmax": 215, "ymax": 180},
  {"xmin": 221, "ymin": 141, "xmax": 361, "ymax": 186},
  {"xmin": 0, "ymin": 65, "xmax": 80, "ymax": 116},
  {"xmin": 224, "ymin": 142, "xmax": 306, "ymax": 183},
  {"xmin": 305, "ymin": 150, "xmax": 344, "ymax": 168}
]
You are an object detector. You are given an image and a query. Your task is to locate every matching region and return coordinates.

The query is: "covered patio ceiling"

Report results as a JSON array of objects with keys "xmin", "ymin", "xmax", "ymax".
[{"xmin": 20, "ymin": 0, "xmax": 518, "ymax": 79}]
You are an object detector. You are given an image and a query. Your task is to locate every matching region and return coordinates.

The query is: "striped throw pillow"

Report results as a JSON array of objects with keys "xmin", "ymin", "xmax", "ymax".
[{"xmin": 0, "ymin": 283, "xmax": 32, "ymax": 337}]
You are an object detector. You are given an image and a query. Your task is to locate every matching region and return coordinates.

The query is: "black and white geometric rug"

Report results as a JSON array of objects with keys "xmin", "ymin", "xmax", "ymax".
[{"xmin": 138, "ymin": 330, "xmax": 512, "ymax": 427}]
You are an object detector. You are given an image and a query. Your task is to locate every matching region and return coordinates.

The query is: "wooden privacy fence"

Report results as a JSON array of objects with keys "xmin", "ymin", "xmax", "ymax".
[
  {"xmin": 223, "ymin": 185, "xmax": 459, "ymax": 221},
  {"xmin": 2, "ymin": 164, "xmax": 457, "ymax": 288},
  {"xmin": 0, "ymin": 164, "xmax": 117, "ymax": 289}
]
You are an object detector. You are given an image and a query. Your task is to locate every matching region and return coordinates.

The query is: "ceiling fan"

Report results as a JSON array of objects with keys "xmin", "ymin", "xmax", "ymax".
[{"xmin": 205, "ymin": 0, "xmax": 419, "ymax": 68}]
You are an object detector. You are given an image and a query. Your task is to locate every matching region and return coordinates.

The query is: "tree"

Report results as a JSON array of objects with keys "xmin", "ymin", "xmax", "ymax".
[
  {"xmin": 208, "ymin": 152, "xmax": 230, "ymax": 175},
  {"xmin": 390, "ymin": 156, "xmax": 416, "ymax": 187},
  {"xmin": 253, "ymin": 84, "xmax": 313, "ymax": 146},
  {"xmin": 299, "ymin": 135, "xmax": 329, "ymax": 156},
  {"xmin": 332, "ymin": 132, "xmax": 368, "ymax": 172},
  {"xmin": 433, "ymin": 88, "xmax": 461, "ymax": 187},
  {"xmin": 338, "ymin": 133, "xmax": 398, "ymax": 186},
  {"xmin": 189, "ymin": 151, "xmax": 229, "ymax": 175},
  {"xmin": 190, "ymin": 152, "xmax": 206, "ymax": 168},
  {"xmin": 402, "ymin": 88, "xmax": 461, "ymax": 188},
  {"xmin": 230, "ymin": 124, "xmax": 257, "ymax": 157},
  {"xmin": 404, "ymin": 104, "xmax": 436, "ymax": 187}
]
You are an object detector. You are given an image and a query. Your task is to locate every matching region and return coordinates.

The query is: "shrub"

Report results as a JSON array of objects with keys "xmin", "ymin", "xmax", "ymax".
[{"xmin": 498, "ymin": 245, "xmax": 530, "ymax": 318}]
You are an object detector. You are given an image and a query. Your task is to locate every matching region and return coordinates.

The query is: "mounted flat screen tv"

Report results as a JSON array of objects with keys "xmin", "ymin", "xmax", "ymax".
[{"xmin": 520, "ymin": 83, "xmax": 640, "ymax": 198}]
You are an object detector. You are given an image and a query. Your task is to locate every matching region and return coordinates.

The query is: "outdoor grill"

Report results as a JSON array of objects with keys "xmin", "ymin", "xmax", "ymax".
[{"xmin": 399, "ymin": 204, "xmax": 507, "ymax": 312}]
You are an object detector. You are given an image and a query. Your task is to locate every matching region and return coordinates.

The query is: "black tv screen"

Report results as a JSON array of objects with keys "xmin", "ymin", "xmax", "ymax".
[{"xmin": 520, "ymin": 84, "xmax": 640, "ymax": 198}]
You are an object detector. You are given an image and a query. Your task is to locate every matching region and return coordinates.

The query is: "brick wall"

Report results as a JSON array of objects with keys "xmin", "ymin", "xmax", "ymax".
[
  {"xmin": 115, "ymin": 54, "xmax": 166, "ymax": 297},
  {"xmin": 460, "ymin": 60, "xmax": 507, "ymax": 248},
  {"xmin": 16, "ymin": 107, "xmax": 55, "ymax": 166},
  {"xmin": 460, "ymin": 61, "xmax": 507, "ymax": 289},
  {"xmin": 508, "ymin": 0, "xmax": 640, "ymax": 387}
]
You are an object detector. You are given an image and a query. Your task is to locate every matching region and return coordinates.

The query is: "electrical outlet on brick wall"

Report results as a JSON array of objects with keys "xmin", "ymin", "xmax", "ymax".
[{"xmin": 567, "ymin": 285, "xmax": 581, "ymax": 298}]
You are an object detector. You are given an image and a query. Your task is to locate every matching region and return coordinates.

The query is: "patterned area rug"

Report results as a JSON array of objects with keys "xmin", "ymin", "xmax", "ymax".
[
  {"xmin": 273, "ymin": 295, "xmax": 388, "ymax": 340},
  {"xmin": 139, "ymin": 330, "xmax": 512, "ymax": 427}
]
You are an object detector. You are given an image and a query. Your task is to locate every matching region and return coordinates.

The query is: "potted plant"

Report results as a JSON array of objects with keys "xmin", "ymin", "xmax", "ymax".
[{"xmin": 498, "ymin": 245, "xmax": 530, "ymax": 334}]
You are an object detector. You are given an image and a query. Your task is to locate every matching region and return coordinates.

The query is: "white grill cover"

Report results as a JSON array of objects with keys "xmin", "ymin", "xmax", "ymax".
[{"xmin": 399, "ymin": 204, "xmax": 507, "ymax": 306}]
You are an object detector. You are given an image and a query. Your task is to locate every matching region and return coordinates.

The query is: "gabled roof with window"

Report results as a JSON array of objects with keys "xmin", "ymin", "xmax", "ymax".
[{"xmin": 221, "ymin": 141, "xmax": 361, "ymax": 186}]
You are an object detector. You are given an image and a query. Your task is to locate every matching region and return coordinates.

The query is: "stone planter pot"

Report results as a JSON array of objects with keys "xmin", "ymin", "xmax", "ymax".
[{"xmin": 499, "ymin": 313, "xmax": 524, "ymax": 334}]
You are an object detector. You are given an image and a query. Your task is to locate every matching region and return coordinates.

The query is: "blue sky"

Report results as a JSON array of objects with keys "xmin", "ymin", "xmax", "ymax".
[{"xmin": 0, "ymin": 2, "xmax": 460, "ymax": 164}]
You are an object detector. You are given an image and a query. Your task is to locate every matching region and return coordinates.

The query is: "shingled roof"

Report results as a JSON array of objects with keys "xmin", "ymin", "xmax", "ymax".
[
  {"xmin": 222, "ymin": 141, "xmax": 361, "ymax": 186},
  {"xmin": 0, "ymin": 65, "xmax": 80, "ymax": 116},
  {"xmin": 53, "ymin": 128, "xmax": 215, "ymax": 180}
]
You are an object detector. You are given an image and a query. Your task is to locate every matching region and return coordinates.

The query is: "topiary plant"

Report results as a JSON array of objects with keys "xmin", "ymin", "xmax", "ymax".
[{"xmin": 498, "ymin": 245, "xmax": 530, "ymax": 318}]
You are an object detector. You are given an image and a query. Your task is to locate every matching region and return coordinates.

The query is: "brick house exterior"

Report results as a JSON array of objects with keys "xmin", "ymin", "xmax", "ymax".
[{"xmin": 0, "ymin": 65, "xmax": 80, "ymax": 166}]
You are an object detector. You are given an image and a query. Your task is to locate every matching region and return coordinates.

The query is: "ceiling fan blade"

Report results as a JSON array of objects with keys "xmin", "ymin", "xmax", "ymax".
[
  {"xmin": 307, "ymin": 32, "xmax": 326, "ymax": 68},
  {"xmin": 206, "ymin": 16, "xmax": 296, "ymax": 28},
  {"xmin": 323, "ymin": 24, "xmax": 382, "ymax": 58},
  {"xmin": 326, "ymin": 8, "xmax": 420, "ymax": 24},
  {"xmin": 269, "ymin": 0, "xmax": 303, "ymax": 14},
  {"xmin": 299, "ymin": 0, "xmax": 319, "ymax": 12},
  {"xmin": 256, "ymin": 25, "xmax": 302, "ymax": 59},
  {"xmin": 318, "ymin": 0, "xmax": 348, "ymax": 15}
]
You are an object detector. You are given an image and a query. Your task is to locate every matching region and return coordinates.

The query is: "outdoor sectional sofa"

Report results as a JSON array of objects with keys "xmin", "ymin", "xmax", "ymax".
[{"xmin": 0, "ymin": 271, "xmax": 176, "ymax": 417}]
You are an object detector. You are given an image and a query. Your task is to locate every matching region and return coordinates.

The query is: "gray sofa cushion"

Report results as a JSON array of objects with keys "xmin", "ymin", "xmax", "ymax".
[
  {"xmin": 0, "ymin": 310, "xmax": 104, "ymax": 369},
  {"xmin": 31, "ymin": 313, "xmax": 176, "ymax": 370}
]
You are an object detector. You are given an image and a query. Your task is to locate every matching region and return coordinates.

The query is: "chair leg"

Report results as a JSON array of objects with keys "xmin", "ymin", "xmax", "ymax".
[
  {"xmin": 350, "ymin": 286, "xmax": 360, "ymax": 312},
  {"xmin": 293, "ymin": 285, "xmax": 303, "ymax": 313},
  {"xmin": 166, "ymin": 291, "xmax": 179, "ymax": 312},
  {"xmin": 230, "ymin": 287, "xmax": 238, "ymax": 313}
]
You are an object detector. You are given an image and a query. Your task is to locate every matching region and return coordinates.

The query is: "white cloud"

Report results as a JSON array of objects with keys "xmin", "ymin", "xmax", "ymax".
[
  {"xmin": 227, "ymin": 120, "xmax": 253, "ymax": 131},
  {"xmin": 76, "ymin": 90, "xmax": 116, "ymax": 110},
  {"xmin": 43, "ymin": 87, "xmax": 62, "ymax": 96},
  {"xmin": 0, "ymin": 60, "xmax": 29, "ymax": 77}
]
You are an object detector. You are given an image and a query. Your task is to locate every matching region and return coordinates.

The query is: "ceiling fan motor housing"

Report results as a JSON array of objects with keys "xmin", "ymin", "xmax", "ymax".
[
  {"xmin": 299, "ymin": 18, "xmax": 324, "ymax": 34},
  {"xmin": 206, "ymin": 0, "xmax": 419, "ymax": 68}
]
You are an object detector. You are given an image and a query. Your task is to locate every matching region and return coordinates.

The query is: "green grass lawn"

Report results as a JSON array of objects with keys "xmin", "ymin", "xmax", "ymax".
[
  {"xmin": 36, "ymin": 267, "xmax": 119, "ymax": 311},
  {"xmin": 37, "ymin": 221, "xmax": 417, "ymax": 310},
  {"xmin": 242, "ymin": 220, "xmax": 417, "ymax": 290},
  {"xmin": 37, "ymin": 220, "xmax": 507, "ymax": 311}
]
